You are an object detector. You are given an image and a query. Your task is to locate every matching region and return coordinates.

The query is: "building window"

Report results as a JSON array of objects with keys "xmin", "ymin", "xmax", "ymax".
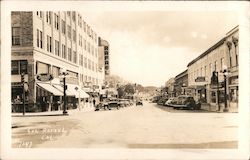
[
  {"xmin": 40, "ymin": 31, "xmax": 43, "ymax": 48},
  {"xmin": 46, "ymin": 12, "xmax": 52, "ymax": 24},
  {"xmin": 73, "ymin": 29, "xmax": 76, "ymax": 42},
  {"xmin": 67, "ymin": 25, "xmax": 71, "ymax": 39},
  {"xmin": 104, "ymin": 46, "xmax": 109, "ymax": 50},
  {"xmin": 79, "ymin": 34, "xmax": 82, "ymax": 46},
  {"xmin": 87, "ymin": 42, "xmax": 90, "ymax": 53},
  {"xmin": 46, "ymin": 35, "xmax": 52, "ymax": 53},
  {"xmin": 88, "ymin": 59, "xmax": 91, "ymax": 69},
  {"xmin": 229, "ymin": 49, "xmax": 232, "ymax": 67},
  {"xmin": 12, "ymin": 27, "xmax": 21, "ymax": 45},
  {"xmin": 68, "ymin": 48, "xmax": 72, "ymax": 61},
  {"xmin": 54, "ymin": 13, "xmax": 59, "ymax": 30},
  {"xmin": 46, "ymin": 12, "xmax": 49, "ymax": 23},
  {"xmin": 48, "ymin": 12, "xmax": 52, "ymax": 24},
  {"xmin": 62, "ymin": 44, "xmax": 66, "ymax": 59},
  {"xmin": 84, "ymin": 39, "xmax": 86, "ymax": 50},
  {"xmin": 92, "ymin": 61, "xmax": 94, "ymax": 71},
  {"xmin": 11, "ymin": 60, "xmax": 28, "ymax": 75},
  {"xmin": 79, "ymin": 55, "xmax": 83, "ymax": 66},
  {"xmin": 83, "ymin": 21, "xmax": 86, "ymax": 32},
  {"xmin": 91, "ymin": 45, "xmax": 94, "ymax": 55},
  {"xmin": 72, "ymin": 12, "xmax": 76, "ymax": 22},
  {"xmin": 204, "ymin": 66, "xmax": 207, "ymax": 77},
  {"xmin": 214, "ymin": 61, "xmax": 217, "ymax": 72},
  {"xmin": 73, "ymin": 51, "xmax": 77, "ymax": 64},
  {"xmin": 61, "ymin": 20, "xmax": 66, "ymax": 34},
  {"xmin": 37, "ymin": 29, "xmax": 43, "ymax": 49},
  {"xmin": 220, "ymin": 58, "xmax": 224, "ymax": 71},
  {"xmin": 11, "ymin": 61, "xmax": 19, "ymax": 74},
  {"xmin": 67, "ymin": 11, "xmax": 71, "ymax": 17},
  {"xmin": 37, "ymin": 62, "xmax": 49, "ymax": 74},
  {"xmin": 55, "ymin": 40, "xmax": 60, "ymax": 56},
  {"xmin": 37, "ymin": 11, "xmax": 42, "ymax": 18},
  {"xmin": 209, "ymin": 63, "xmax": 213, "ymax": 75},
  {"xmin": 84, "ymin": 57, "xmax": 87, "ymax": 68},
  {"xmin": 37, "ymin": 29, "xmax": 39, "ymax": 47}
]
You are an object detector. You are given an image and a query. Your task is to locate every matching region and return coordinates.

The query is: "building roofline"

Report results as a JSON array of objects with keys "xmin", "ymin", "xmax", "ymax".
[
  {"xmin": 175, "ymin": 69, "xmax": 188, "ymax": 79},
  {"xmin": 226, "ymin": 25, "xmax": 239, "ymax": 36},
  {"xmin": 187, "ymin": 37, "xmax": 226, "ymax": 67}
]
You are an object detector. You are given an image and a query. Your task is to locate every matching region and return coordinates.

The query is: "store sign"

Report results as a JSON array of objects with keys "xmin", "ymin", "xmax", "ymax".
[
  {"xmin": 195, "ymin": 77, "xmax": 206, "ymax": 82},
  {"xmin": 210, "ymin": 82, "xmax": 224, "ymax": 89},
  {"xmin": 37, "ymin": 73, "xmax": 53, "ymax": 82}
]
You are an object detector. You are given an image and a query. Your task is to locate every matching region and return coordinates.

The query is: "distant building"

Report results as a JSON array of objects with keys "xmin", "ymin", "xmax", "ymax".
[
  {"xmin": 165, "ymin": 78, "xmax": 175, "ymax": 97},
  {"xmin": 174, "ymin": 69, "xmax": 188, "ymax": 96},
  {"xmin": 11, "ymin": 11, "xmax": 103, "ymax": 112},
  {"xmin": 187, "ymin": 26, "xmax": 238, "ymax": 112}
]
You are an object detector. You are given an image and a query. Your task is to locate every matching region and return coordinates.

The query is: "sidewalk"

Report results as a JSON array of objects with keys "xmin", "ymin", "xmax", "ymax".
[
  {"xmin": 12, "ymin": 106, "xmax": 95, "ymax": 117},
  {"xmin": 201, "ymin": 103, "xmax": 238, "ymax": 113}
]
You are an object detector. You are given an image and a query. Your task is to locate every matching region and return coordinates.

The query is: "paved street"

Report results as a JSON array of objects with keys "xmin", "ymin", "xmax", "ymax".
[{"xmin": 12, "ymin": 101, "xmax": 238, "ymax": 148}]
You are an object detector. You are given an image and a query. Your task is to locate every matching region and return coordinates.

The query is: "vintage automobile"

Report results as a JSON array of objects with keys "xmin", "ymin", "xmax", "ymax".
[
  {"xmin": 95, "ymin": 98, "xmax": 120, "ymax": 111},
  {"xmin": 171, "ymin": 95, "xmax": 199, "ymax": 110},
  {"xmin": 157, "ymin": 97, "xmax": 168, "ymax": 106},
  {"xmin": 136, "ymin": 99, "xmax": 143, "ymax": 106},
  {"xmin": 118, "ymin": 99, "xmax": 128, "ymax": 108},
  {"xmin": 164, "ymin": 98, "xmax": 175, "ymax": 106}
]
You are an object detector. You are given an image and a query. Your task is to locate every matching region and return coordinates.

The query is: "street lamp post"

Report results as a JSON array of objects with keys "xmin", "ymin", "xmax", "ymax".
[{"xmin": 60, "ymin": 68, "xmax": 68, "ymax": 115}]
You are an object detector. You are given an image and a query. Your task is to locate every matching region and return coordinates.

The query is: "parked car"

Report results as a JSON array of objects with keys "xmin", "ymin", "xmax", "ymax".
[
  {"xmin": 171, "ymin": 95, "xmax": 199, "ymax": 110},
  {"xmin": 164, "ymin": 98, "xmax": 175, "ymax": 106},
  {"xmin": 157, "ymin": 97, "xmax": 168, "ymax": 106},
  {"xmin": 118, "ymin": 99, "xmax": 130, "ymax": 107},
  {"xmin": 97, "ymin": 98, "xmax": 120, "ymax": 110}
]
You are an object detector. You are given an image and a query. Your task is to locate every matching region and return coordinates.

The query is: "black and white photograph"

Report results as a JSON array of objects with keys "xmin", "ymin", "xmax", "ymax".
[{"xmin": 1, "ymin": 1, "xmax": 250, "ymax": 160}]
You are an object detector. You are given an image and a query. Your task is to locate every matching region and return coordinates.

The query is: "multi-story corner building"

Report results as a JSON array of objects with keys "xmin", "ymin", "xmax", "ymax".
[
  {"xmin": 165, "ymin": 78, "xmax": 175, "ymax": 97},
  {"xmin": 11, "ymin": 11, "xmax": 103, "ymax": 112},
  {"xmin": 174, "ymin": 69, "xmax": 188, "ymax": 96},
  {"xmin": 98, "ymin": 37, "xmax": 110, "ymax": 76},
  {"xmin": 187, "ymin": 26, "xmax": 238, "ymax": 111}
]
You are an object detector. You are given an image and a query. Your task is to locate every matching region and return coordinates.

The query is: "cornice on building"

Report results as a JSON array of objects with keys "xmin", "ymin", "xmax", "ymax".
[
  {"xmin": 187, "ymin": 25, "xmax": 238, "ymax": 68},
  {"xmin": 187, "ymin": 37, "xmax": 226, "ymax": 67},
  {"xmin": 174, "ymin": 69, "xmax": 188, "ymax": 80}
]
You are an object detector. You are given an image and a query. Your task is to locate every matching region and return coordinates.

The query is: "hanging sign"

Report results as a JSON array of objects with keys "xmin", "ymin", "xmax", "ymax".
[{"xmin": 37, "ymin": 73, "xmax": 54, "ymax": 82}]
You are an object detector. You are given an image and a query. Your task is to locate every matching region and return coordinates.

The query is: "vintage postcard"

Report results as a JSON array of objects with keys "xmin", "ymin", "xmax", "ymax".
[{"xmin": 1, "ymin": 1, "xmax": 250, "ymax": 160}]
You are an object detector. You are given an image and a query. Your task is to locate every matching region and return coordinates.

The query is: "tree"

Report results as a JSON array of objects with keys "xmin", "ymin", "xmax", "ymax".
[
  {"xmin": 117, "ymin": 86, "xmax": 125, "ymax": 98},
  {"xmin": 124, "ymin": 84, "xmax": 135, "ymax": 95}
]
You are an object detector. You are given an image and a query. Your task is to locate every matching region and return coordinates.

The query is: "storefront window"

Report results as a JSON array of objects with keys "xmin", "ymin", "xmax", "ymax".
[{"xmin": 230, "ymin": 89, "xmax": 238, "ymax": 102}]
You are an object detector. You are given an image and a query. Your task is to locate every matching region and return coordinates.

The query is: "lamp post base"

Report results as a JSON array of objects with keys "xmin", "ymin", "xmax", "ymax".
[{"xmin": 223, "ymin": 108, "xmax": 229, "ymax": 112}]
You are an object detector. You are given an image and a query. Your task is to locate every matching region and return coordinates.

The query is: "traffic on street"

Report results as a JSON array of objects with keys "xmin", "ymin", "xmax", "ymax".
[{"xmin": 12, "ymin": 100, "xmax": 238, "ymax": 148}]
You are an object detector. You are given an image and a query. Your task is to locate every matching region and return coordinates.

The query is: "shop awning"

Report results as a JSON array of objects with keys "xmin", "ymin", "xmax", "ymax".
[
  {"xmin": 37, "ymin": 83, "xmax": 63, "ymax": 96},
  {"xmin": 67, "ymin": 84, "xmax": 89, "ymax": 98},
  {"xmin": 53, "ymin": 84, "xmax": 75, "ymax": 96}
]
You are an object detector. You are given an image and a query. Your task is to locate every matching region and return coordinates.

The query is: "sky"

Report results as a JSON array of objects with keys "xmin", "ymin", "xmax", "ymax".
[{"xmin": 82, "ymin": 11, "xmax": 238, "ymax": 87}]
